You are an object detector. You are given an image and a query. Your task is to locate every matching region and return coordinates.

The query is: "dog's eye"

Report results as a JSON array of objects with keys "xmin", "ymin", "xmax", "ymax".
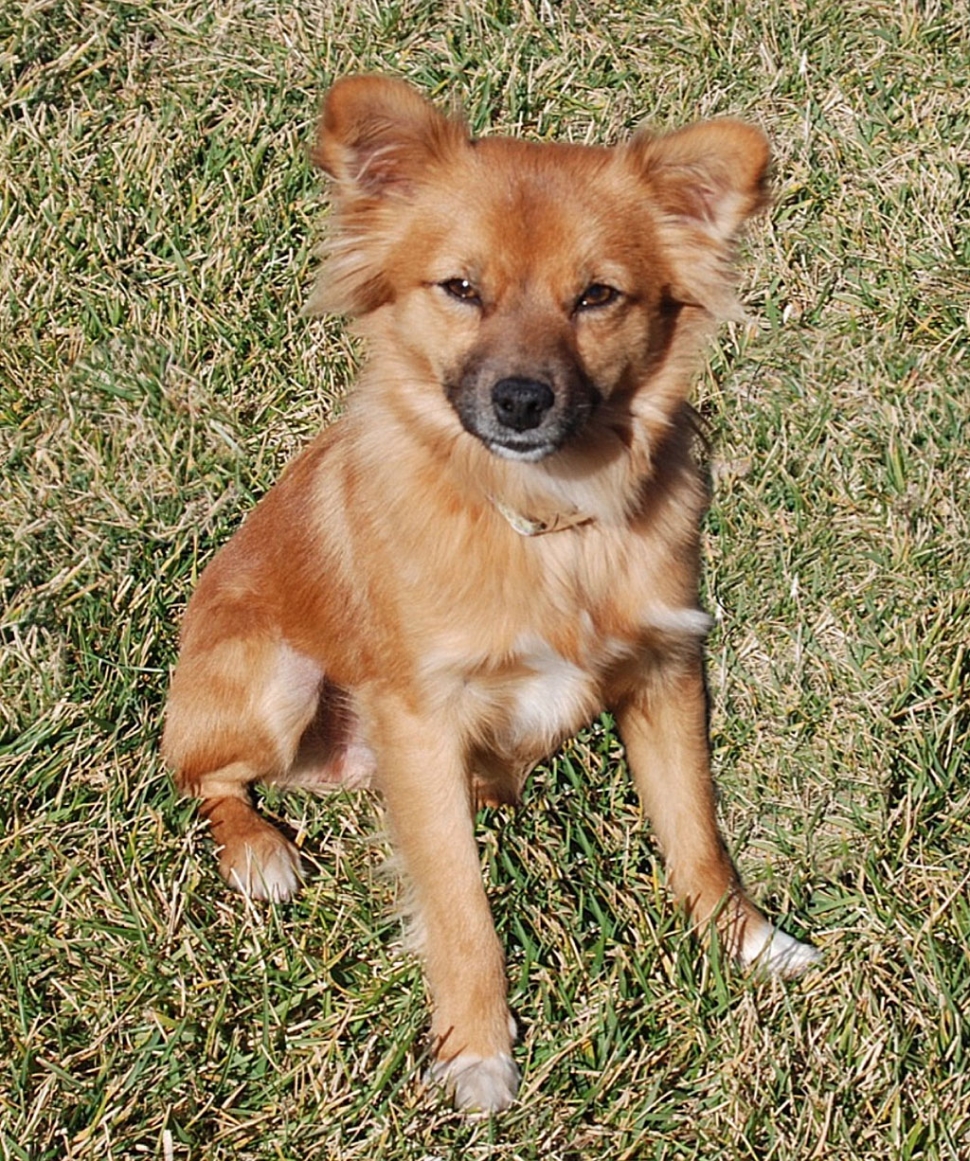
[
  {"xmin": 440, "ymin": 278, "xmax": 481, "ymax": 305},
  {"xmin": 576, "ymin": 283, "xmax": 619, "ymax": 311}
]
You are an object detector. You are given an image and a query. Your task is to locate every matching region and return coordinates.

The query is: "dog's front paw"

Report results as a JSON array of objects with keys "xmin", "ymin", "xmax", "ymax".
[
  {"xmin": 218, "ymin": 826, "xmax": 303, "ymax": 902},
  {"xmin": 741, "ymin": 924, "xmax": 821, "ymax": 979},
  {"xmin": 432, "ymin": 1051, "xmax": 520, "ymax": 1113}
]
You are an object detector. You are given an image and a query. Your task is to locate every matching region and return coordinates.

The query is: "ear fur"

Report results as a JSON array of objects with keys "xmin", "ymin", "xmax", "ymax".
[
  {"xmin": 305, "ymin": 77, "xmax": 469, "ymax": 318},
  {"xmin": 629, "ymin": 119, "xmax": 770, "ymax": 318},
  {"xmin": 311, "ymin": 74, "xmax": 467, "ymax": 193}
]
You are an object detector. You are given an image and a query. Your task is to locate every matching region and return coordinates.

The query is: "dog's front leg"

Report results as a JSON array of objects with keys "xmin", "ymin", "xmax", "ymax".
[
  {"xmin": 370, "ymin": 694, "xmax": 519, "ymax": 1112},
  {"xmin": 615, "ymin": 656, "xmax": 819, "ymax": 977}
]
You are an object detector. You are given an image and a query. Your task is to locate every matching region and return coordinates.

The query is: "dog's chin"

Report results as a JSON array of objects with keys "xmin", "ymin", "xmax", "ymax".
[{"xmin": 486, "ymin": 439, "xmax": 558, "ymax": 463}]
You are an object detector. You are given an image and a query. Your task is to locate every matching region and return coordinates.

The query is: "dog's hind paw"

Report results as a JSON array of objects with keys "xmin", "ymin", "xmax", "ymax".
[
  {"xmin": 741, "ymin": 924, "xmax": 821, "ymax": 979},
  {"xmin": 219, "ymin": 828, "xmax": 303, "ymax": 902},
  {"xmin": 432, "ymin": 1051, "xmax": 520, "ymax": 1113}
]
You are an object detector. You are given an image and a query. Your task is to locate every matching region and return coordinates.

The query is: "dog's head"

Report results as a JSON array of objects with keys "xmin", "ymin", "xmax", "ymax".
[{"xmin": 308, "ymin": 76, "xmax": 768, "ymax": 468}]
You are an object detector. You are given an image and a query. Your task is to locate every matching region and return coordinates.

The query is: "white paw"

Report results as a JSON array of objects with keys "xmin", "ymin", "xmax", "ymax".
[
  {"xmin": 431, "ymin": 1052, "xmax": 520, "ymax": 1113},
  {"xmin": 221, "ymin": 834, "xmax": 303, "ymax": 902},
  {"xmin": 741, "ymin": 923, "xmax": 821, "ymax": 979}
]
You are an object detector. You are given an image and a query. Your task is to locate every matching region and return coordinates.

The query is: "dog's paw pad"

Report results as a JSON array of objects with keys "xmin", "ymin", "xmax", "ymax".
[
  {"xmin": 742, "ymin": 925, "xmax": 821, "ymax": 979},
  {"xmin": 431, "ymin": 1052, "xmax": 520, "ymax": 1113},
  {"xmin": 219, "ymin": 830, "xmax": 303, "ymax": 902}
]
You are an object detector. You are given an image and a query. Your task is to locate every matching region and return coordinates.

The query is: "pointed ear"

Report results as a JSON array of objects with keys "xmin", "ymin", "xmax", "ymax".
[
  {"xmin": 637, "ymin": 119, "xmax": 770, "ymax": 240},
  {"xmin": 628, "ymin": 119, "xmax": 770, "ymax": 318},
  {"xmin": 306, "ymin": 76, "xmax": 470, "ymax": 318},
  {"xmin": 311, "ymin": 74, "xmax": 468, "ymax": 194}
]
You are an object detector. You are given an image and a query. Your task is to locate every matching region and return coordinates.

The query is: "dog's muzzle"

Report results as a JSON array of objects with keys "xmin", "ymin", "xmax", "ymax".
[{"xmin": 447, "ymin": 361, "xmax": 598, "ymax": 462}]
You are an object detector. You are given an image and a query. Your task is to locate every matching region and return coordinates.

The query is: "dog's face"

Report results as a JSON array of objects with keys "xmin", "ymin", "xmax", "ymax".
[
  {"xmin": 309, "ymin": 77, "xmax": 768, "ymax": 464},
  {"xmin": 391, "ymin": 139, "xmax": 675, "ymax": 463}
]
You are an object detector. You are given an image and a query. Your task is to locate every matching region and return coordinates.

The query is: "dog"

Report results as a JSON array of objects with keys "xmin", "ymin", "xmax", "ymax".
[{"xmin": 163, "ymin": 75, "xmax": 819, "ymax": 1113}]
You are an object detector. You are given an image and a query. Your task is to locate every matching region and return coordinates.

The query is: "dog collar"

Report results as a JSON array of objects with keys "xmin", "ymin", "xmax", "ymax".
[{"xmin": 490, "ymin": 497, "xmax": 591, "ymax": 537}]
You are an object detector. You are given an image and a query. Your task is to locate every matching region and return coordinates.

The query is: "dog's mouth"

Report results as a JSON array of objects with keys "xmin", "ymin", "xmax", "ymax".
[{"xmin": 485, "ymin": 436, "xmax": 559, "ymax": 462}]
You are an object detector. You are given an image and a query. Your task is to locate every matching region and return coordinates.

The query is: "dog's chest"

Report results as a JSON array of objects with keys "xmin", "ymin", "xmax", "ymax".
[
  {"xmin": 456, "ymin": 610, "xmax": 639, "ymax": 758},
  {"xmin": 473, "ymin": 591, "xmax": 712, "ymax": 746},
  {"xmin": 416, "ymin": 524, "xmax": 709, "ymax": 756},
  {"xmin": 500, "ymin": 628, "xmax": 611, "ymax": 747}
]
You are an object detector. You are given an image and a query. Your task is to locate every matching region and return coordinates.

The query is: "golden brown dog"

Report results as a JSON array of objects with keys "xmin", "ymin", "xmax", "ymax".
[{"xmin": 163, "ymin": 75, "xmax": 818, "ymax": 1112}]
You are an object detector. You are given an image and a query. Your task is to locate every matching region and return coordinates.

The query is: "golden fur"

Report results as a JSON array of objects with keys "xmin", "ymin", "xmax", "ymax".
[{"xmin": 163, "ymin": 76, "xmax": 818, "ymax": 1112}]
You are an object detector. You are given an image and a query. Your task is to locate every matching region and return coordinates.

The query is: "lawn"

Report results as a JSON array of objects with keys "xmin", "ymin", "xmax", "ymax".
[{"xmin": 1, "ymin": 1, "xmax": 968, "ymax": 1157}]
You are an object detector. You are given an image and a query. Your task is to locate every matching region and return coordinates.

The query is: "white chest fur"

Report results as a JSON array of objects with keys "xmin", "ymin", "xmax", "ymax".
[
  {"xmin": 420, "ymin": 601, "xmax": 710, "ymax": 761},
  {"xmin": 502, "ymin": 632, "xmax": 603, "ymax": 752}
]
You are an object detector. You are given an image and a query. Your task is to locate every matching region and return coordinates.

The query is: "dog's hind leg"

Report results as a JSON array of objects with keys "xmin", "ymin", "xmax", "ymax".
[
  {"xmin": 616, "ymin": 658, "xmax": 819, "ymax": 977},
  {"xmin": 163, "ymin": 627, "xmax": 324, "ymax": 901}
]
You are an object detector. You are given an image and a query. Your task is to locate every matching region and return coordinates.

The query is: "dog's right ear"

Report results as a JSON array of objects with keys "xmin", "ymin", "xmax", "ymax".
[
  {"xmin": 306, "ymin": 77, "xmax": 468, "ymax": 318},
  {"xmin": 312, "ymin": 75, "xmax": 467, "ymax": 195}
]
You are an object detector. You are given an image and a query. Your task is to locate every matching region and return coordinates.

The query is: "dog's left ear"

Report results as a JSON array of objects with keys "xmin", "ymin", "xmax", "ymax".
[
  {"xmin": 628, "ymin": 120, "xmax": 770, "ymax": 317},
  {"xmin": 635, "ymin": 120, "xmax": 770, "ymax": 241}
]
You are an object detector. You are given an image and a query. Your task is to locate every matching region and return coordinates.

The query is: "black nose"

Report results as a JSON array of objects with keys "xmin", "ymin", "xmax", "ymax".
[{"xmin": 491, "ymin": 378, "xmax": 555, "ymax": 432}]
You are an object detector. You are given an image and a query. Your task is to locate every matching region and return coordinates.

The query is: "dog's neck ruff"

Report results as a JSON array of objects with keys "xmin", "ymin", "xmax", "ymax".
[{"xmin": 490, "ymin": 496, "xmax": 591, "ymax": 537}]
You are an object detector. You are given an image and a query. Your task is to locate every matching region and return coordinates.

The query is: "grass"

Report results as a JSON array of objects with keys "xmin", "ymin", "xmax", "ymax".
[{"xmin": 1, "ymin": 0, "xmax": 968, "ymax": 1156}]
